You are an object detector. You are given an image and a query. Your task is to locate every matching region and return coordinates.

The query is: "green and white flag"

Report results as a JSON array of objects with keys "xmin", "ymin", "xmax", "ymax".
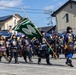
[{"xmin": 13, "ymin": 18, "xmax": 41, "ymax": 39}]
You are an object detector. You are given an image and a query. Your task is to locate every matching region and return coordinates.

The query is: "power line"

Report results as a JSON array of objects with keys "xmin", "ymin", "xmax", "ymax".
[
  {"xmin": 0, "ymin": 9, "xmax": 44, "ymax": 14},
  {"xmin": 0, "ymin": 5, "xmax": 52, "ymax": 24},
  {"xmin": 0, "ymin": 5, "xmax": 44, "ymax": 11}
]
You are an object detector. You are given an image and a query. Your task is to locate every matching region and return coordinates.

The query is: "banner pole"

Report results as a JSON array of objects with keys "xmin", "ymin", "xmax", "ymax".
[
  {"xmin": 20, "ymin": 7, "xmax": 42, "ymax": 35},
  {"xmin": 20, "ymin": 6, "xmax": 59, "ymax": 60}
]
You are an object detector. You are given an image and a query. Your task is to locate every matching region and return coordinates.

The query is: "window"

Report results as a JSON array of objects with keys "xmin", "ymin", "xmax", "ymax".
[
  {"xmin": 66, "ymin": 14, "xmax": 69, "ymax": 23},
  {"xmin": 14, "ymin": 19, "xmax": 16, "ymax": 25}
]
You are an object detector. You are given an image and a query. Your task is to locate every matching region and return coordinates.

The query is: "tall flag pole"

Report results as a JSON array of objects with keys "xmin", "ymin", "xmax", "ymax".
[
  {"xmin": 13, "ymin": 7, "xmax": 59, "ymax": 60},
  {"xmin": 20, "ymin": 7, "xmax": 42, "ymax": 35}
]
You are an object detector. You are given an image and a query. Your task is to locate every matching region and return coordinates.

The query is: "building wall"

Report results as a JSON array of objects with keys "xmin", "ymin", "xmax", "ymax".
[
  {"xmin": 56, "ymin": 3, "xmax": 76, "ymax": 34},
  {"xmin": 0, "ymin": 23, "xmax": 4, "ymax": 30},
  {"xmin": 0, "ymin": 15, "xmax": 21, "ymax": 30},
  {"xmin": 12, "ymin": 14, "xmax": 21, "ymax": 28},
  {"xmin": 4, "ymin": 18, "xmax": 13, "ymax": 30}
]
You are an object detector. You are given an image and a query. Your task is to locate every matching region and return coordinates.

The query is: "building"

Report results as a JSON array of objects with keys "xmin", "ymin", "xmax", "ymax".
[
  {"xmin": 38, "ymin": 26, "xmax": 56, "ymax": 34},
  {"xmin": 0, "ymin": 14, "xmax": 23, "ymax": 31},
  {"xmin": 51, "ymin": 0, "xmax": 76, "ymax": 34}
]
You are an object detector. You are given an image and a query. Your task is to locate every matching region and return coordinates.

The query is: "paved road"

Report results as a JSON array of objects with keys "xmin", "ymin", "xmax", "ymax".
[{"xmin": 0, "ymin": 54, "xmax": 76, "ymax": 75}]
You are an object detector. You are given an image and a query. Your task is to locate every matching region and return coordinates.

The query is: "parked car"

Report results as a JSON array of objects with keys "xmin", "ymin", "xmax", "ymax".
[{"xmin": 0, "ymin": 30, "xmax": 12, "ymax": 37}]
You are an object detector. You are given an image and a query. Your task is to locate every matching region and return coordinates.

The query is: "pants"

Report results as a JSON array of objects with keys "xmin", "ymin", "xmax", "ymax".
[
  {"xmin": 0, "ymin": 51, "xmax": 9, "ymax": 61},
  {"xmin": 9, "ymin": 52, "xmax": 18, "ymax": 63},
  {"xmin": 6, "ymin": 47, "xmax": 10, "ymax": 57},
  {"xmin": 66, "ymin": 52, "xmax": 74, "ymax": 66},
  {"xmin": 22, "ymin": 51, "xmax": 32, "ymax": 62},
  {"xmin": 38, "ymin": 54, "xmax": 50, "ymax": 64}
]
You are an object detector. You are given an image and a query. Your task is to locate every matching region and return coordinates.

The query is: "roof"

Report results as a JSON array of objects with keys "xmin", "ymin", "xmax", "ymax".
[
  {"xmin": 47, "ymin": 26, "xmax": 56, "ymax": 33},
  {"xmin": 51, "ymin": 0, "xmax": 76, "ymax": 17},
  {"xmin": 0, "ymin": 14, "xmax": 23, "ymax": 22},
  {"xmin": 0, "ymin": 15, "xmax": 12, "ymax": 22},
  {"xmin": 14, "ymin": 14, "xmax": 23, "ymax": 19},
  {"xmin": 38, "ymin": 26, "xmax": 56, "ymax": 33}
]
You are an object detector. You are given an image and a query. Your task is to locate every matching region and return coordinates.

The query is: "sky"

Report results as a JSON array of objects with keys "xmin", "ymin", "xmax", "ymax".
[{"xmin": 0, "ymin": 0, "xmax": 73, "ymax": 27}]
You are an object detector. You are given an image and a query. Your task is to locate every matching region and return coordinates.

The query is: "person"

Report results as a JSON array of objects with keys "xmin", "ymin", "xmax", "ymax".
[
  {"xmin": 22, "ymin": 36, "xmax": 33, "ymax": 63},
  {"xmin": 38, "ymin": 31, "xmax": 51, "ymax": 65},
  {"xmin": 54, "ymin": 35, "xmax": 60, "ymax": 58},
  {"xmin": 32, "ymin": 37, "xmax": 40, "ymax": 56},
  {"xmin": 9, "ymin": 35, "xmax": 20, "ymax": 64},
  {"xmin": 58, "ymin": 36, "xmax": 64, "ymax": 54},
  {"xmin": 0, "ymin": 36, "xmax": 9, "ymax": 61},
  {"xmin": 6, "ymin": 37, "xmax": 10, "ymax": 57},
  {"xmin": 64, "ymin": 26, "xmax": 74, "ymax": 67},
  {"xmin": 18, "ymin": 37, "xmax": 23, "ymax": 57},
  {"xmin": 50, "ymin": 34, "xmax": 60, "ymax": 58}
]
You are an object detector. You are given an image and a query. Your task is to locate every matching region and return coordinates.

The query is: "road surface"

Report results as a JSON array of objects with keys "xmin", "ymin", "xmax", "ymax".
[{"xmin": 0, "ymin": 54, "xmax": 76, "ymax": 75}]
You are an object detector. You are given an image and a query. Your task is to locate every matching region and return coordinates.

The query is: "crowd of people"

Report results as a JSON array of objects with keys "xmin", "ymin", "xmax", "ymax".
[{"xmin": 0, "ymin": 26, "xmax": 75, "ymax": 67}]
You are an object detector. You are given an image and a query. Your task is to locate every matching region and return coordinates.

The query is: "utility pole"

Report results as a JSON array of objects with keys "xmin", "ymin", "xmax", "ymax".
[{"xmin": 44, "ymin": 9, "xmax": 53, "ymax": 26}]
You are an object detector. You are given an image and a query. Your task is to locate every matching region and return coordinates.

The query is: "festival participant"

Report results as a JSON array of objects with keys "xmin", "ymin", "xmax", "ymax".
[
  {"xmin": 6, "ymin": 37, "xmax": 10, "ymax": 57},
  {"xmin": 18, "ymin": 37, "xmax": 23, "ymax": 57},
  {"xmin": 38, "ymin": 31, "xmax": 51, "ymax": 65},
  {"xmin": 0, "ymin": 36, "xmax": 9, "ymax": 61},
  {"xmin": 64, "ymin": 26, "xmax": 74, "ymax": 67},
  {"xmin": 9, "ymin": 35, "xmax": 20, "ymax": 64},
  {"xmin": 22, "ymin": 36, "xmax": 33, "ymax": 63}
]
